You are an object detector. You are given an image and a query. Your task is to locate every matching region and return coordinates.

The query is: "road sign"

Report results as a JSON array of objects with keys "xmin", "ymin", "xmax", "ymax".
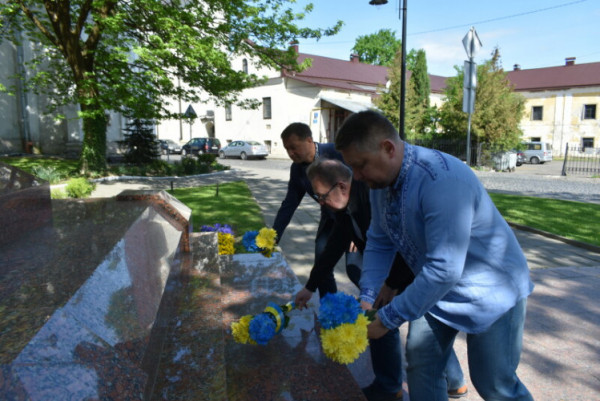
[
  {"xmin": 462, "ymin": 27, "xmax": 482, "ymax": 59},
  {"xmin": 184, "ymin": 104, "xmax": 197, "ymax": 119}
]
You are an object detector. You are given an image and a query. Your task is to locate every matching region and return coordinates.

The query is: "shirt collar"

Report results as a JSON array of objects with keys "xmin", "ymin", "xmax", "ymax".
[{"xmin": 391, "ymin": 142, "xmax": 413, "ymax": 193}]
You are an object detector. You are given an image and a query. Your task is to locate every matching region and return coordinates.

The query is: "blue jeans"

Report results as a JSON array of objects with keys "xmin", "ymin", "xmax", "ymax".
[
  {"xmin": 445, "ymin": 348, "xmax": 466, "ymax": 391},
  {"xmin": 406, "ymin": 298, "xmax": 533, "ymax": 401}
]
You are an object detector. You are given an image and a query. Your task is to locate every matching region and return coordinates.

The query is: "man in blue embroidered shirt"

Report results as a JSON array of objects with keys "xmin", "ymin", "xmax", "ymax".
[{"xmin": 335, "ymin": 110, "xmax": 534, "ymax": 401}]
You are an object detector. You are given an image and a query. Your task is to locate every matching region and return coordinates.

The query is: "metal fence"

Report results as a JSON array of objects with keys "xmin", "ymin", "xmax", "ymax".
[
  {"xmin": 410, "ymin": 139, "xmax": 485, "ymax": 166},
  {"xmin": 561, "ymin": 145, "xmax": 600, "ymax": 176}
]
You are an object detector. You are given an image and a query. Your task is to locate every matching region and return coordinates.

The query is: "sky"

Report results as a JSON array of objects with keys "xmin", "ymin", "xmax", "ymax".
[{"xmin": 289, "ymin": 0, "xmax": 600, "ymax": 77}]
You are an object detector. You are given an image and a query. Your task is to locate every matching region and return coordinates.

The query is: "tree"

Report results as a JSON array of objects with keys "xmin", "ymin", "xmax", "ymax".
[
  {"xmin": 439, "ymin": 48, "xmax": 525, "ymax": 152},
  {"xmin": 405, "ymin": 49, "xmax": 437, "ymax": 141},
  {"xmin": 352, "ymin": 29, "xmax": 400, "ymax": 66},
  {"xmin": 121, "ymin": 119, "xmax": 160, "ymax": 165},
  {"xmin": 374, "ymin": 50, "xmax": 402, "ymax": 128},
  {"xmin": 374, "ymin": 47, "xmax": 436, "ymax": 137},
  {"xmin": 0, "ymin": 1, "xmax": 341, "ymax": 173}
]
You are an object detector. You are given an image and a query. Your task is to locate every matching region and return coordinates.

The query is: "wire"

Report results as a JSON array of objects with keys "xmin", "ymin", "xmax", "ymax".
[{"xmin": 410, "ymin": 0, "xmax": 588, "ymax": 35}]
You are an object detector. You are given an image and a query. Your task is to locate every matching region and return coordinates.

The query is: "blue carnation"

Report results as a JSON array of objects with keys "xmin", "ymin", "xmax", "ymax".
[
  {"xmin": 200, "ymin": 225, "xmax": 217, "ymax": 232},
  {"xmin": 318, "ymin": 292, "xmax": 361, "ymax": 329},
  {"xmin": 249, "ymin": 313, "xmax": 277, "ymax": 345},
  {"xmin": 242, "ymin": 231, "xmax": 260, "ymax": 252},
  {"xmin": 214, "ymin": 223, "xmax": 234, "ymax": 234}
]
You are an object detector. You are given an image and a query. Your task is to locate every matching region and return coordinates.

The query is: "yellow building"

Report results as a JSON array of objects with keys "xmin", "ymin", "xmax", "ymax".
[{"xmin": 507, "ymin": 58, "xmax": 600, "ymax": 156}]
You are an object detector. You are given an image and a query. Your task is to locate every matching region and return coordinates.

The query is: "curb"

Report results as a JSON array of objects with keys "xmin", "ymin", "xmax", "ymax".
[{"xmin": 508, "ymin": 221, "xmax": 600, "ymax": 254}]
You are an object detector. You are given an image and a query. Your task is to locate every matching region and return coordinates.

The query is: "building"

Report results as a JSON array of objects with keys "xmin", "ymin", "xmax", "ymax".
[
  {"xmin": 3, "ymin": 33, "xmax": 598, "ymax": 158},
  {"xmin": 0, "ymin": 39, "xmax": 126, "ymax": 157},
  {"xmin": 194, "ymin": 46, "xmax": 447, "ymax": 158},
  {"xmin": 508, "ymin": 58, "xmax": 600, "ymax": 155}
]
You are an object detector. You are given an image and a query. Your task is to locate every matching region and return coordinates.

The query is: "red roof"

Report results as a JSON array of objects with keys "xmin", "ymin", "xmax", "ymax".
[
  {"xmin": 506, "ymin": 61, "xmax": 600, "ymax": 91},
  {"xmin": 287, "ymin": 52, "xmax": 600, "ymax": 95},
  {"xmin": 286, "ymin": 52, "xmax": 448, "ymax": 94}
]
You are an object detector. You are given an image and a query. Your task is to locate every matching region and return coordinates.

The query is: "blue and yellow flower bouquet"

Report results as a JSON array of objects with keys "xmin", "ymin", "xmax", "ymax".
[
  {"xmin": 201, "ymin": 224, "xmax": 277, "ymax": 257},
  {"xmin": 318, "ymin": 292, "xmax": 374, "ymax": 365},
  {"xmin": 231, "ymin": 301, "xmax": 295, "ymax": 345},
  {"xmin": 241, "ymin": 227, "xmax": 277, "ymax": 257}
]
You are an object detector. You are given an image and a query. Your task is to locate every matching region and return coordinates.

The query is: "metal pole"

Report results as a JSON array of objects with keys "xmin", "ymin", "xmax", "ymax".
[
  {"xmin": 399, "ymin": 0, "xmax": 407, "ymax": 140},
  {"xmin": 466, "ymin": 110, "xmax": 472, "ymax": 165}
]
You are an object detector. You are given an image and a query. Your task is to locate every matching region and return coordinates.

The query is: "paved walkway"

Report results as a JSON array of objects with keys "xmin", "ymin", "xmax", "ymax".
[{"xmin": 91, "ymin": 170, "xmax": 600, "ymax": 400}]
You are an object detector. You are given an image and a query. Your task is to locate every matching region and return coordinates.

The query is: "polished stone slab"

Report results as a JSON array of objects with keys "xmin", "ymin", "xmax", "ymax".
[
  {"xmin": 151, "ymin": 234, "xmax": 366, "ymax": 401},
  {"xmin": 0, "ymin": 190, "xmax": 191, "ymax": 400}
]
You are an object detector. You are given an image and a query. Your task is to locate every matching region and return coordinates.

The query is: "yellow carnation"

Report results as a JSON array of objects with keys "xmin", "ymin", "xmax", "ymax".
[
  {"xmin": 255, "ymin": 227, "xmax": 277, "ymax": 252},
  {"xmin": 218, "ymin": 232, "xmax": 235, "ymax": 255},
  {"xmin": 231, "ymin": 315, "xmax": 257, "ymax": 345},
  {"xmin": 320, "ymin": 321, "xmax": 369, "ymax": 365}
]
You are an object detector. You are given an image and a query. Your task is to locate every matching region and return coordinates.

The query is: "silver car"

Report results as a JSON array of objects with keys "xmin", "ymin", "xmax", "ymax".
[{"xmin": 219, "ymin": 140, "xmax": 269, "ymax": 160}]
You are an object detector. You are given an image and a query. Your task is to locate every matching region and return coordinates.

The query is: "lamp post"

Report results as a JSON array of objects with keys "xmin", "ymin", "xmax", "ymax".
[{"xmin": 369, "ymin": 0, "xmax": 407, "ymax": 140}]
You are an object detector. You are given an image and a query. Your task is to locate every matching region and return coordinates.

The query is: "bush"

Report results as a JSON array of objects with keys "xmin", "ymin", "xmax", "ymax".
[
  {"xmin": 65, "ymin": 177, "xmax": 96, "ymax": 198},
  {"xmin": 51, "ymin": 188, "xmax": 68, "ymax": 199},
  {"xmin": 32, "ymin": 165, "xmax": 66, "ymax": 184}
]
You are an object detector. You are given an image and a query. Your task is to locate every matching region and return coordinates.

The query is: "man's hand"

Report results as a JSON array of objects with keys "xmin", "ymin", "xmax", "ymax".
[
  {"xmin": 294, "ymin": 287, "xmax": 314, "ymax": 310},
  {"xmin": 367, "ymin": 315, "xmax": 389, "ymax": 340},
  {"xmin": 373, "ymin": 284, "xmax": 398, "ymax": 309}
]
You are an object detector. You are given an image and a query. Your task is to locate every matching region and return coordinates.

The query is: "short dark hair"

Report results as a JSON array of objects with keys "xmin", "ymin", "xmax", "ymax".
[
  {"xmin": 335, "ymin": 110, "xmax": 399, "ymax": 152},
  {"xmin": 281, "ymin": 122, "xmax": 312, "ymax": 141},
  {"xmin": 306, "ymin": 157, "xmax": 352, "ymax": 186}
]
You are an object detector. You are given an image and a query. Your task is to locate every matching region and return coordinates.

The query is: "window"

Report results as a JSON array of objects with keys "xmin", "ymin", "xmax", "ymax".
[
  {"xmin": 242, "ymin": 59, "xmax": 248, "ymax": 74},
  {"xmin": 583, "ymin": 104, "xmax": 596, "ymax": 119},
  {"xmin": 225, "ymin": 104, "xmax": 232, "ymax": 121},
  {"xmin": 582, "ymin": 137, "xmax": 594, "ymax": 150},
  {"xmin": 263, "ymin": 97, "xmax": 272, "ymax": 119},
  {"xmin": 531, "ymin": 106, "xmax": 543, "ymax": 121}
]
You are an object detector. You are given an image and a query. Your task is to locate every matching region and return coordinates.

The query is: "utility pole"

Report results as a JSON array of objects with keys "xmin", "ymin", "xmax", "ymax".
[{"xmin": 370, "ymin": 0, "xmax": 407, "ymax": 140}]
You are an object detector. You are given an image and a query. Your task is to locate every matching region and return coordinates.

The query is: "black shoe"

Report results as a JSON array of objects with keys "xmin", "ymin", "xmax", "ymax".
[{"xmin": 361, "ymin": 383, "xmax": 403, "ymax": 401}]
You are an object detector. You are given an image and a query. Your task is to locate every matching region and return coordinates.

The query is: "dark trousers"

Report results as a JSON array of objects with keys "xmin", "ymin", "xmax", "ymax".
[{"xmin": 314, "ymin": 221, "xmax": 403, "ymax": 394}]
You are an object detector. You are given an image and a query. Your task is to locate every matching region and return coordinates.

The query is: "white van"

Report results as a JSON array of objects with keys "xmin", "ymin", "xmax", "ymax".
[{"xmin": 521, "ymin": 141, "xmax": 553, "ymax": 164}]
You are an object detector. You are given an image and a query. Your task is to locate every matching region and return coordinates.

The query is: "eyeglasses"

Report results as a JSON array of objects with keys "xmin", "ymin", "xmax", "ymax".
[{"xmin": 312, "ymin": 182, "xmax": 339, "ymax": 203}]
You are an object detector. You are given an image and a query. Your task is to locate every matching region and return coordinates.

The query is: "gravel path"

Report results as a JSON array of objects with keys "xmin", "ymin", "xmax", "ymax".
[{"xmin": 474, "ymin": 170, "xmax": 600, "ymax": 204}]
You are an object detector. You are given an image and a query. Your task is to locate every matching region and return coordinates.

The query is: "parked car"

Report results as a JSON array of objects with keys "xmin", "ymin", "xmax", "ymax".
[
  {"xmin": 181, "ymin": 137, "xmax": 221, "ymax": 156},
  {"xmin": 521, "ymin": 141, "xmax": 553, "ymax": 164},
  {"xmin": 219, "ymin": 140, "xmax": 269, "ymax": 160},
  {"xmin": 158, "ymin": 139, "xmax": 182, "ymax": 155},
  {"xmin": 516, "ymin": 150, "xmax": 527, "ymax": 166}
]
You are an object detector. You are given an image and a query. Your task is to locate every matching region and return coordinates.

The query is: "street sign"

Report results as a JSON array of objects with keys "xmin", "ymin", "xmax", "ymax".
[
  {"xmin": 184, "ymin": 104, "xmax": 197, "ymax": 119},
  {"xmin": 462, "ymin": 27, "xmax": 482, "ymax": 59}
]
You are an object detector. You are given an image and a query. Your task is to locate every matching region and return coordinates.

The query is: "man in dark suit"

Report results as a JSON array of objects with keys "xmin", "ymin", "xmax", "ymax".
[{"xmin": 273, "ymin": 122, "xmax": 345, "ymax": 297}]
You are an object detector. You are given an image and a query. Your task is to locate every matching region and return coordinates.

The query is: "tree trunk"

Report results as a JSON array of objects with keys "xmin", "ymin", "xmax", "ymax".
[{"xmin": 79, "ymin": 103, "xmax": 108, "ymax": 174}]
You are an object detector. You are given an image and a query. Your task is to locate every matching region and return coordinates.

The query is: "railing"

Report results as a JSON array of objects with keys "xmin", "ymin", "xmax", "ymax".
[
  {"xmin": 410, "ymin": 139, "xmax": 484, "ymax": 166},
  {"xmin": 561, "ymin": 145, "xmax": 600, "ymax": 176}
]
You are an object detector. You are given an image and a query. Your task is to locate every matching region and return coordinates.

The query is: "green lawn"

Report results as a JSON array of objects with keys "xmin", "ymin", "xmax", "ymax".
[
  {"xmin": 488, "ymin": 192, "xmax": 600, "ymax": 247},
  {"xmin": 169, "ymin": 183, "xmax": 600, "ymax": 247},
  {"xmin": 3, "ymin": 156, "xmax": 598, "ymax": 247},
  {"xmin": 168, "ymin": 181, "xmax": 266, "ymax": 234}
]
